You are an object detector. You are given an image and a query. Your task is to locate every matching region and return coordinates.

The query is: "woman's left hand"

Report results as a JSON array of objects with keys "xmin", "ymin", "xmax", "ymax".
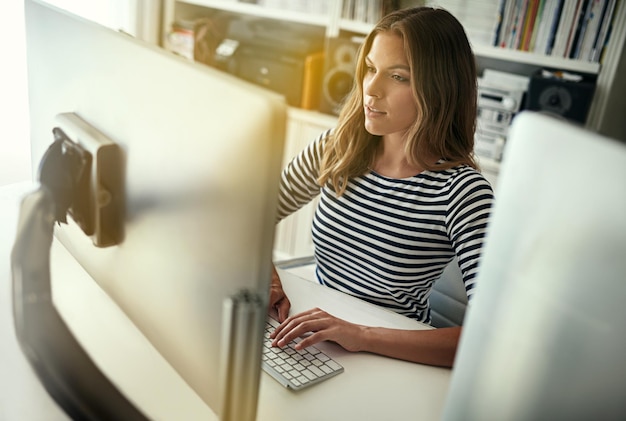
[{"xmin": 269, "ymin": 308, "xmax": 366, "ymax": 352}]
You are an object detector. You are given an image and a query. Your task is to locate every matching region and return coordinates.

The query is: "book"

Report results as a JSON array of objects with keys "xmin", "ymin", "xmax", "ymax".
[
  {"xmin": 552, "ymin": 0, "xmax": 580, "ymax": 57},
  {"xmin": 342, "ymin": 0, "xmax": 355, "ymax": 19},
  {"xmin": 533, "ymin": 0, "xmax": 559, "ymax": 54},
  {"xmin": 565, "ymin": 0, "xmax": 590, "ymax": 58},
  {"xmin": 521, "ymin": 0, "xmax": 542, "ymax": 51},
  {"xmin": 572, "ymin": 0, "xmax": 597, "ymax": 58},
  {"xmin": 590, "ymin": 0, "xmax": 617, "ymax": 62},
  {"xmin": 493, "ymin": 0, "xmax": 508, "ymax": 47},
  {"xmin": 366, "ymin": 0, "xmax": 382, "ymax": 24},
  {"xmin": 544, "ymin": 0, "xmax": 565, "ymax": 55},
  {"xmin": 498, "ymin": 0, "xmax": 519, "ymax": 48},
  {"xmin": 354, "ymin": 0, "xmax": 367, "ymax": 22},
  {"xmin": 528, "ymin": 0, "xmax": 556, "ymax": 54},
  {"xmin": 512, "ymin": 0, "xmax": 530, "ymax": 49},
  {"xmin": 578, "ymin": 0, "xmax": 607, "ymax": 61}
]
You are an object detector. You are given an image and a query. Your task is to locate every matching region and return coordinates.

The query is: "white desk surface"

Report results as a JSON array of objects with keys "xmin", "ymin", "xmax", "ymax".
[{"xmin": 0, "ymin": 182, "xmax": 451, "ymax": 421}]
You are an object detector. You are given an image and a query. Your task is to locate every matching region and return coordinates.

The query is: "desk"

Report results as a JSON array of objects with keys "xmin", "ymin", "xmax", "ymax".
[
  {"xmin": 259, "ymin": 269, "xmax": 452, "ymax": 421},
  {"xmin": 0, "ymin": 182, "xmax": 451, "ymax": 420}
]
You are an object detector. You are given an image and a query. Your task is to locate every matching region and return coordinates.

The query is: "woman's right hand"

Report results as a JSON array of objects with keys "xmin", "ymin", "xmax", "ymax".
[{"xmin": 269, "ymin": 265, "xmax": 291, "ymax": 322}]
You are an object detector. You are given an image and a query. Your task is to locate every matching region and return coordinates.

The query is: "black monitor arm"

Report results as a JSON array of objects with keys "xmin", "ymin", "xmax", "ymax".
[{"xmin": 10, "ymin": 133, "xmax": 147, "ymax": 420}]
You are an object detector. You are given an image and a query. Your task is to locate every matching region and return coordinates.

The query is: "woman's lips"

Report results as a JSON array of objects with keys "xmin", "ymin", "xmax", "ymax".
[{"xmin": 365, "ymin": 105, "xmax": 385, "ymax": 117}]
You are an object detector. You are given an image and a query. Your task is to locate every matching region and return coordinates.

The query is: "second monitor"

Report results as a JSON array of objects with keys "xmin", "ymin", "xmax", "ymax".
[{"xmin": 24, "ymin": 0, "xmax": 287, "ymax": 419}]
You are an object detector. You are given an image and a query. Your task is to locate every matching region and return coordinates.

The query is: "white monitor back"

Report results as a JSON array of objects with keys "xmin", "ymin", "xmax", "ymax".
[
  {"xmin": 444, "ymin": 111, "xmax": 626, "ymax": 420},
  {"xmin": 25, "ymin": 0, "xmax": 286, "ymax": 416}
]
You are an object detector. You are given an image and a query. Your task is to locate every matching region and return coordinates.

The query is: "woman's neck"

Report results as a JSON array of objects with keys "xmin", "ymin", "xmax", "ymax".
[
  {"xmin": 371, "ymin": 134, "xmax": 439, "ymax": 179},
  {"xmin": 371, "ymin": 136, "xmax": 423, "ymax": 178}
]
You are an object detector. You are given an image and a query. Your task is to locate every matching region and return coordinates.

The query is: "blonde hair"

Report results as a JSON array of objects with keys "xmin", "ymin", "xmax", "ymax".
[{"xmin": 318, "ymin": 7, "xmax": 478, "ymax": 195}]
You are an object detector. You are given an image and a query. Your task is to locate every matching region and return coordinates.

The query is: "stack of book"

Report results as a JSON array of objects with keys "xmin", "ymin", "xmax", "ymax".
[
  {"xmin": 426, "ymin": 0, "xmax": 505, "ymax": 47},
  {"xmin": 493, "ymin": 0, "xmax": 618, "ymax": 63},
  {"xmin": 341, "ymin": 0, "xmax": 401, "ymax": 24},
  {"xmin": 256, "ymin": 0, "xmax": 332, "ymax": 15}
]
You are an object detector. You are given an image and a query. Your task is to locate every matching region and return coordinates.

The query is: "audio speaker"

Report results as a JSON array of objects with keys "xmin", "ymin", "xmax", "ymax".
[
  {"xmin": 525, "ymin": 70, "xmax": 596, "ymax": 124},
  {"xmin": 319, "ymin": 36, "xmax": 362, "ymax": 115}
]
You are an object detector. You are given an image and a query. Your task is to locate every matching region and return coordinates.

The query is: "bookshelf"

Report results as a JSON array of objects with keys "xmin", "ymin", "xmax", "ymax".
[
  {"xmin": 161, "ymin": 0, "xmax": 625, "ymax": 259},
  {"xmin": 472, "ymin": 43, "xmax": 600, "ymax": 74},
  {"xmin": 162, "ymin": 0, "xmax": 622, "ymax": 70},
  {"xmin": 422, "ymin": 0, "xmax": 626, "ymax": 142},
  {"xmin": 162, "ymin": 0, "xmax": 624, "ymax": 126}
]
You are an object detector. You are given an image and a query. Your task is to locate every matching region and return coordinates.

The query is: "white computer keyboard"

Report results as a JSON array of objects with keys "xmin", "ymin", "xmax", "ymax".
[{"xmin": 262, "ymin": 317, "xmax": 344, "ymax": 390}]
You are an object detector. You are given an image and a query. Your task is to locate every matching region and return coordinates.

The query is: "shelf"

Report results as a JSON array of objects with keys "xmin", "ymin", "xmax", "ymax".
[
  {"xmin": 338, "ymin": 18, "xmax": 372, "ymax": 35},
  {"xmin": 172, "ymin": 1, "xmax": 602, "ymax": 76},
  {"xmin": 330, "ymin": 20, "xmax": 601, "ymax": 75},
  {"xmin": 163, "ymin": 0, "xmax": 624, "ymax": 142},
  {"xmin": 473, "ymin": 44, "xmax": 601, "ymax": 75},
  {"xmin": 176, "ymin": 0, "xmax": 330, "ymax": 27}
]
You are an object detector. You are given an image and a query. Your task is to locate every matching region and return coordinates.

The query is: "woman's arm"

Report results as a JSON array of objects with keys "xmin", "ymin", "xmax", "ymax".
[
  {"xmin": 360, "ymin": 323, "xmax": 461, "ymax": 367},
  {"xmin": 269, "ymin": 132, "xmax": 327, "ymax": 320},
  {"xmin": 446, "ymin": 170, "xmax": 494, "ymax": 302},
  {"xmin": 270, "ymin": 308, "xmax": 461, "ymax": 368},
  {"xmin": 275, "ymin": 130, "xmax": 328, "ymax": 221},
  {"xmin": 268, "ymin": 265, "xmax": 291, "ymax": 322}
]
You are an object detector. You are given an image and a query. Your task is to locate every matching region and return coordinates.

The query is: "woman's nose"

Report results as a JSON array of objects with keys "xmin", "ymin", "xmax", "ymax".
[{"xmin": 364, "ymin": 74, "xmax": 381, "ymax": 98}]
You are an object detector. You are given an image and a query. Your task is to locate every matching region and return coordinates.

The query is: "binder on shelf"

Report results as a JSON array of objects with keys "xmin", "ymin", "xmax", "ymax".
[
  {"xmin": 590, "ymin": 0, "xmax": 617, "ymax": 62},
  {"xmin": 543, "ymin": 0, "xmax": 565, "ymax": 55},
  {"xmin": 564, "ymin": 0, "xmax": 589, "ymax": 58},
  {"xmin": 552, "ymin": 0, "xmax": 579, "ymax": 57},
  {"xmin": 578, "ymin": 0, "xmax": 607, "ymax": 61},
  {"xmin": 532, "ymin": 0, "xmax": 560, "ymax": 54},
  {"xmin": 520, "ymin": 0, "xmax": 540, "ymax": 51}
]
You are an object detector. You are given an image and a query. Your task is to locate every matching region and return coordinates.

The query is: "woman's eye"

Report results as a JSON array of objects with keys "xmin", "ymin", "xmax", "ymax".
[
  {"xmin": 392, "ymin": 74, "xmax": 408, "ymax": 82},
  {"xmin": 366, "ymin": 65, "xmax": 376, "ymax": 73}
]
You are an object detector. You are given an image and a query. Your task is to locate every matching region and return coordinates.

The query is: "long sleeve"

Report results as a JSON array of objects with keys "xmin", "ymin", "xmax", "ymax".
[
  {"xmin": 445, "ymin": 170, "xmax": 494, "ymax": 300},
  {"xmin": 275, "ymin": 129, "xmax": 330, "ymax": 222}
]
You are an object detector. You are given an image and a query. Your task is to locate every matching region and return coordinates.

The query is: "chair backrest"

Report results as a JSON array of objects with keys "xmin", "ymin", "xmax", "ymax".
[{"xmin": 430, "ymin": 259, "xmax": 467, "ymax": 328}]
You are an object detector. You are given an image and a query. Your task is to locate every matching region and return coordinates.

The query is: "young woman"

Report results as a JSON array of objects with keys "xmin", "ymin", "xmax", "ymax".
[{"xmin": 268, "ymin": 6, "xmax": 494, "ymax": 368}]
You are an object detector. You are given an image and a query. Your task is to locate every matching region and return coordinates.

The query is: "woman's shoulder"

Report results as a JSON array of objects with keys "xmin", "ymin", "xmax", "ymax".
[
  {"xmin": 424, "ymin": 164, "xmax": 493, "ymax": 193},
  {"xmin": 304, "ymin": 128, "xmax": 333, "ymax": 152},
  {"xmin": 316, "ymin": 128, "xmax": 333, "ymax": 145}
]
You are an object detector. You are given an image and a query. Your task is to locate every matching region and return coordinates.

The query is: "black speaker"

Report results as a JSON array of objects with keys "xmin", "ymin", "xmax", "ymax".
[
  {"xmin": 319, "ymin": 36, "xmax": 362, "ymax": 115},
  {"xmin": 525, "ymin": 70, "xmax": 596, "ymax": 124}
]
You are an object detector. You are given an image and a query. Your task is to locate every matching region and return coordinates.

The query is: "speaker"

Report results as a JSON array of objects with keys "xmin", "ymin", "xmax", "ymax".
[
  {"xmin": 525, "ymin": 70, "xmax": 596, "ymax": 124},
  {"xmin": 319, "ymin": 36, "xmax": 362, "ymax": 115}
]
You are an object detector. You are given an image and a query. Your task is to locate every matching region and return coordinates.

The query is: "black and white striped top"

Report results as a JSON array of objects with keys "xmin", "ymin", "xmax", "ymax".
[{"xmin": 277, "ymin": 130, "xmax": 494, "ymax": 323}]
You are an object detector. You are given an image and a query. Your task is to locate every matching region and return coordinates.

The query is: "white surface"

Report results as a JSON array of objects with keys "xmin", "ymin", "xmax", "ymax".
[
  {"xmin": 258, "ymin": 269, "xmax": 451, "ymax": 421},
  {"xmin": 445, "ymin": 112, "xmax": 626, "ymax": 420},
  {"xmin": 0, "ymin": 3, "xmax": 31, "ymax": 187},
  {"xmin": 280, "ymin": 262, "xmax": 318, "ymax": 283},
  {"xmin": 0, "ymin": 181, "xmax": 452, "ymax": 421}
]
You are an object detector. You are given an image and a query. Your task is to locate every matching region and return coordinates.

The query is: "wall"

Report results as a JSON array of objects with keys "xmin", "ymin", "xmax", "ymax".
[
  {"xmin": 0, "ymin": 0, "xmax": 150, "ymax": 187},
  {"xmin": 0, "ymin": 1, "xmax": 31, "ymax": 187}
]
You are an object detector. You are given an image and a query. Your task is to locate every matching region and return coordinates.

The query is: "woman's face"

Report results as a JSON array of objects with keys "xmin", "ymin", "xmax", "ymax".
[{"xmin": 362, "ymin": 31, "xmax": 418, "ymax": 139}]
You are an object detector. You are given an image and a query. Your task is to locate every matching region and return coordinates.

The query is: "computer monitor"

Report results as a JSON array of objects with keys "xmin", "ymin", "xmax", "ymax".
[
  {"xmin": 23, "ymin": 0, "xmax": 286, "ymax": 419},
  {"xmin": 443, "ymin": 112, "xmax": 626, "ymax": 420}
]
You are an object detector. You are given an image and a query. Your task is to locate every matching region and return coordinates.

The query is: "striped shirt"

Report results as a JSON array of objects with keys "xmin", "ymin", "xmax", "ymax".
[{"xmin": 277, "ymin": 130, "xmax": 494, "ymax": 323}]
